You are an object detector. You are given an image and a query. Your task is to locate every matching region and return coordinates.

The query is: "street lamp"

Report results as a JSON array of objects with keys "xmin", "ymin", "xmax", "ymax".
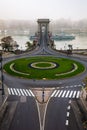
[
  {"xmin": 42, "ymin": 87, "xmax": 45, "ymax": 103},
  {"xmin": 0, "ymin": 51, "xmax": 4, "ymax": 95}
]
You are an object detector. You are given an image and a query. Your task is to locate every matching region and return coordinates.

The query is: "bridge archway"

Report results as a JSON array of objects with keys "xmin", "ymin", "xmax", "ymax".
[{"xmin": 37, "ymin": 19, "xmax": 50, "ymax": 44}]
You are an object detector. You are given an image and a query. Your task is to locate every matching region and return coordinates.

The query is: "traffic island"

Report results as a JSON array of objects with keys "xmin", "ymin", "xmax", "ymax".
[
  {"xmin": 32, "ymin": 87, "xmax": 54, "ymax": 103},
  {"xmin": 3, "ymin": 56, "xmax": 85, "ymax": 80},
  {"xmin": 32, "ymin": 87, "xmax": 54, "ymax": 130}
]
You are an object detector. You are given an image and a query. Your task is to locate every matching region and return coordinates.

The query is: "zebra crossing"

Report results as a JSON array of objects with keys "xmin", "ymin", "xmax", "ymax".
[
  {"xmin": 8, "ymin": 88, "xmax": 35, "ymax": 97},
  {"xmin": 51, "ymin": 89, "xmax": 81, "ymax": 99}
]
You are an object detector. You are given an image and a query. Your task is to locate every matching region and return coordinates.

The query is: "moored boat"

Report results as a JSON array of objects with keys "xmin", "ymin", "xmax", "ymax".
[{"xmin": 50, "ymin": 33, "xmax": 75, "ymax": 40}]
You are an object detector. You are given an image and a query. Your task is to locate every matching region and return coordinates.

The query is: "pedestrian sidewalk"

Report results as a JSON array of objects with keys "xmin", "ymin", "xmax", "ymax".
[
  {"xmin": 0, "ymin": 93, "xmax": 7, "ymax": 111},
  {"xmin": 80, "ymin": 97, "xmax": 87, "ymax": 114},
  {"xmin": 0, "ymin": 85, "xmax": 8, "ymax": 125},
  {"xmin": 80, "ymin": 88, "xmax": 87, "ymax": 112}
]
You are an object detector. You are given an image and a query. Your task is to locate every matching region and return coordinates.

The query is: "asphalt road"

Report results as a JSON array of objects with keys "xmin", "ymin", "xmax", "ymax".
[
  {"xmin": 1, "ymin": 31, "xmax": 87, "ymax": 130},
  {"xmin": 44, "ymin": 85, "xmax": 82, "ymax": 130},
  {"xmin": 3, "ymin": 32, "xmax": 87, "ymax": 88},
  {"xmin": 7, "ymin": 96, "xmax": 40, "ymax": 130},
  {"xmin": 45, "ymin": 98, "xmax": 69, "ymax": 130}
]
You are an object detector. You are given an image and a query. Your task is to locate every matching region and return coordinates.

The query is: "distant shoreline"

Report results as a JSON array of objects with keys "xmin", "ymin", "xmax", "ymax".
[{"xmin": 72, "ymin": 49, "xmax": 87, "ymax": 55}]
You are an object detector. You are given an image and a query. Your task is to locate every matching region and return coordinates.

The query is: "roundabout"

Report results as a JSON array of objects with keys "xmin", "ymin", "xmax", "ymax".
[
  {"xmin": 3, "ymin": 56, "xmax": 85, "ymax": 80},
  {"xmin": 30, "ymin": 61, "xmax": 58, "ymax": 69},
  {"xmin": 2, "ymin": 19, "xmax": 87, "ymax": 130}
]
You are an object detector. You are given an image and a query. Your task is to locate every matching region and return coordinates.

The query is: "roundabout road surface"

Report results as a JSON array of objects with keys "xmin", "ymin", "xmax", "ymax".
[
  {"xmin": 3, "ymin": 53, "xmax": 87, "ymax": 88},
  {"xmin": 2, "ymin": 32, "xmax": 87, "ymax": 130},
  {"xmin": 2, "ymin": 32, "xmax": 87, "ymax": 88}
]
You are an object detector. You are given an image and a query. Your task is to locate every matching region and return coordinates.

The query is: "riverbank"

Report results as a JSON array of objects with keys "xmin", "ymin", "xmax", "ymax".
[
  {"xmin": 53, "ymin": 48, "xmax": 87, "ymax": 56},
  {"xmin": 1, "ymin": 48, "xmax": 87, "ymax": 59},
  {"xmin": 72, "ymin": 49, "xmax": 87, "ymax": 55}
]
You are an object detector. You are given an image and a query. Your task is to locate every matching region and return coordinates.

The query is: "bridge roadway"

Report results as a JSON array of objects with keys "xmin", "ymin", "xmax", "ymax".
[{"xmin": 1, "ymin": 32, "xmax": 87, "ymax": 130}]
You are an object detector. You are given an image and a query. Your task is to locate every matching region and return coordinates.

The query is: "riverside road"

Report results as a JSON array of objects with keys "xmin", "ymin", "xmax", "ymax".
[{"xmin": 1, "ymin": 31, "xmax": 87, "ymax": 130}]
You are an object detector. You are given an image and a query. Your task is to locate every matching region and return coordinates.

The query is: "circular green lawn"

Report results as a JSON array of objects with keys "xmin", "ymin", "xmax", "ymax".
[
  {"xmin": 30, "ymin": 61, "xmax": 57, "ymax": 69},
  {"xmin": 3, "ymin": 56, "xmax": 85, "ymax": 80}
]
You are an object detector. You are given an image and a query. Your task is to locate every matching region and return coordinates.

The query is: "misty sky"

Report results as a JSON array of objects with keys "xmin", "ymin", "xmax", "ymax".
[{"xmin": 0, "ymin": 0, "xmax": 87, "ymax": 20}]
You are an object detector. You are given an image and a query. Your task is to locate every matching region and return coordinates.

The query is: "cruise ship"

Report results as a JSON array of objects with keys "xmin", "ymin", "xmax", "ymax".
[
  {"xmin": 50, "ymin": 33, "xmax": 75, "ymax": 41},
  {"xmin": 29, "ymin": 35, "xmax": 38, "ymax": 40}
]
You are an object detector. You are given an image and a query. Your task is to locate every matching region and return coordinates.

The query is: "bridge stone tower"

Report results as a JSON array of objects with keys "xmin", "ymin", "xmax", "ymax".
[{"xmin": 37, "ymin": 19, "xmax": 50, "ymax": 44}]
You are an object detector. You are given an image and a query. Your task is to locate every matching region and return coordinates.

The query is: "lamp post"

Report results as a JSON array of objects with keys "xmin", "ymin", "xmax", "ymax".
[
  {"xmin": 42, "ymin": 87, "xmax": 45, "ymax": 103},
  {"xmin": 42, "ymin": 78, "xmax": 46, "ymax": 103},
  {"xmin": 0, "ymin": 51, "xmax": 4, "ymax": 95}
]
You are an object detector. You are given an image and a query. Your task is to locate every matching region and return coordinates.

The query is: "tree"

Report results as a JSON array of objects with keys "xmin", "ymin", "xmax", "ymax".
[
  {"xmin": 83, "ymin": 77, "xmax": 87, "ymax": 85},
  {"xmin": 26, "ymin": 40, "xmax": 37, "ymax": 51},
  {"xmin": 26, "ymin": 41, "xmax": 32, "ymax": 50},
  {"xmin": 1, "ymin": 36, "xmax": 18, "ymax": 51},
  {"xmin": 1, "ymin": 36, "xmax": 13, "ymax": 51},
  {"xmin": 33, "ymin": 40, "xmax": 37, "ymax": 47},
  {"xmin": 67, "ymin": 44, "xmax": 73, "ymax": 55},
  {"xmin": 12, "ymin": 41, "xmax": 19, "ymax": 50},
  {"xmin": 68, "ymin": 44, "xmax": 73, "ymax": 50}
]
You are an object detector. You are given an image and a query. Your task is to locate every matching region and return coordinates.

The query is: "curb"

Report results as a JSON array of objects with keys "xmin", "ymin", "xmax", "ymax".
[
  {"xmin": 0, "ymin": 96, "xmax": 8, "ymax": 128},
  {"xmin": 0, "ymin": 83, "xmax": 8, "ymax": 113},
  {"xmin": 0, "ymin": 82, "xmax": 9, "ymax": 126},
  {"xmin": 0, "ymin": 96, "xmax": 8, "ymax": 112},
  {"xmin": 71, "ymin": 101, "xmax": 84, "ymax": 130},
  {"xmin": 0, "ymin": 101, "xmax": 18, "ymax": 130}
]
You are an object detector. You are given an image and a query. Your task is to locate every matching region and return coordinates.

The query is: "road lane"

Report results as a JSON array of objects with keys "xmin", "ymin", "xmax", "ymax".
[
  {"xmin": 44, "ymin": 98, "xmax": 69, "ymax": 130},
  {"xmin": 2, "ymin": 22, "xmax": 87, "ymax": 130},
  {"xmin": 9, "ymin": 96, "xmax": 40, "ymax": 130}
]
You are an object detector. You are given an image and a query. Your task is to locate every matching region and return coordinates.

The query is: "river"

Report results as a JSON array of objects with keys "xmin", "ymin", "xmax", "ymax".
[
  {"xmin": 55, "ymin": 34, "xmax": 87, "ymax": 50},
  {"xmin": 0, "ymin": 33, "xmax": 87, "ymax": 50}
]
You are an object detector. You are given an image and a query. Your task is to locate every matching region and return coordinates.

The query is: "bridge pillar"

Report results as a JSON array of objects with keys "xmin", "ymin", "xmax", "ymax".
[{"xmin": 37, "ymin": 19, "xmax": 50, "ymax": 44}]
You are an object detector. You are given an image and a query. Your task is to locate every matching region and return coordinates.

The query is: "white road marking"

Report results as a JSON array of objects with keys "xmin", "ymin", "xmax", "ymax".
[
  {"xmin": 26, "ymin": 89, "xmax": 31, "ymax": 96},
  {"xmin": 61, "ymin": 91, "xmax": 66, "ymax": 97},
  {"xmin": 51, "ymin": 90, "xmax": 57, "ymax": 97},
  {"xmin": 58, "ymin": 90, "xmax": 63, "ymax": 97},
  {"xmin": 29, "ymin": 90, "xmax": 35, "ymax": 97},
  {"xmin": 8, "ymin": 88, "xmax": 35, "ymax": 97},
  {"xmin": 54, "ymin": 90, "xmax": 60, "ymax": 97},
  {"xmin": 65, "ymin": 91, "xmax": 70, "ymax": 98},
  {"xmin": 10, "ymin": 88, "xmax": 15, "ymax": 95},
  {"xmin": 13, "ymin": 88, "xmax": 18, "ymax": 95},
  {"xmin": 61, "ymin": 87, "xmax": 64, "ymax": 89},
  {"xmin": 76, "ymin": 91, "xmax": 80, "ymax": 98},
  {"xmin": 67, "ymin": 112, "xmax": 70, "ymax": 117},
  {"xmin": 65, "ymin": 120, "xmax": 69, "ymax": 125},
  {"xmin": 78, "ymin": 84, "xmax": 82, "ymax": 87},
  {"xmin": 67, "ymin": 105, "xmax": 71, "ymax": 110},
  {"xmin": 82, "ymin": 83, "xmax": 85, "ymax": 86},
  {"xmin": 8, "ymin": 88, "xmax": 11, "ymax": 95},
  {"xmin": 23, "ymin": 89, "xmax": 28, "ymax": 96},
  {"xmin": 69, "ymin": 91, "xmax": 73, "ymax": 98},
  {"xmin": 74, "ymin": 85, "xmax": 77, "ymax": 87},
  {"xmin": 72, "ymin": 91, "xmax": 76, "ymax": 98},
  {"xmin": 58, "ymin": 83, "xmax": 84, "ymax": 89},
  {"xmin": 16, "ymin": 89, "xmax": 21, "ymax": 96},
  {"xmin": 70, "ymin": 86, "xmax": 73, "ymax": 88},
  {"xmin": 53, "ymin": 89, "xmax": 81, "ymax": 99},
  {"xmin": 69, "ymin": 100, "xmax": 71, "ymax": 104},
  {"xmin": 20, "ymin": 89, "xmax": 25, "ymax": 96}
]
